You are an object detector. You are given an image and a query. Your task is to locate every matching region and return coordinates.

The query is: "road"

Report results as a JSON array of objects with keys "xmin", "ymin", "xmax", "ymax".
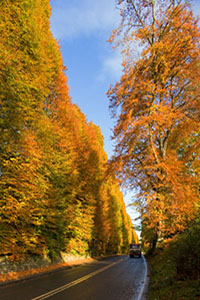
[{"xmin": 0, "ymin": 255, "xmax": 148, "ymax": 300}]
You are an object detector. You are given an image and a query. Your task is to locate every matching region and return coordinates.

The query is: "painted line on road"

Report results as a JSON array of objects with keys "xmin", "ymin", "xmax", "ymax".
[
  {"xmin": 30, "ymin": 257, "xmax": 124, "ymax": 300},
  {"xmin": 136, "ymin": 255, "xmax": 148, "ymax": 300}
]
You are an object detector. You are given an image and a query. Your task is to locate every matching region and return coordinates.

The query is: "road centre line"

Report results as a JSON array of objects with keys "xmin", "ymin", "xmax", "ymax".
[{"xmin": 30, "ymin": 257, "xmax": 124, "ymax": 300}]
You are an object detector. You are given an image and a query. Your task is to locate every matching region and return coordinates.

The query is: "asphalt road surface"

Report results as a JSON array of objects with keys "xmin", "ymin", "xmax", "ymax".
[{"xmin": 0, "ymin": 255, "xmax": 148, "ymax": 300}]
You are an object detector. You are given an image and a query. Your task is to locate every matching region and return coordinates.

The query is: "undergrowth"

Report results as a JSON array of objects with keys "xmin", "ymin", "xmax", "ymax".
[{"xmin": 146, "ymin": 220, "xmax": 200, "ymax": 300}]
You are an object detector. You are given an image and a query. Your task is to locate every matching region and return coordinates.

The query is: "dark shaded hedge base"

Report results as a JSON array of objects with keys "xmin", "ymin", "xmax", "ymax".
[{"xmin": 147, "ymin": 242, "xmax": 200, "ymax": 300}]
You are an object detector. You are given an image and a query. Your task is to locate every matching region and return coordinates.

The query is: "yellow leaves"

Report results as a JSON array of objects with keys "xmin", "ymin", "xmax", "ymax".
[
  {"xmin": 143, "ymin": 154, "xmax": 199, "ymax": 233},
  {"xmin": 135, "ymin": 25, "xmax": 152, "ymax": 43},
  {"xmin": 109, "ymin": 0, "xmax": 200, "ymax": 244},
  {"xmin": 108, "ymin": 29, "xmax": 117, "ymax": 44}
]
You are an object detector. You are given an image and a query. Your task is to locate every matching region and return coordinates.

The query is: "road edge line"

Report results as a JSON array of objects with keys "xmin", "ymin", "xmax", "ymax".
[{"xmin": 137, "ymin": 255, "xmax": 150, "ymax": 300}]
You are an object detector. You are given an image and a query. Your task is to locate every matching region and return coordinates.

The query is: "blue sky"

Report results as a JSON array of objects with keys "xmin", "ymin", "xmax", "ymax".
[
  {"xmin": 49, "ymin": 0, "xmax": 200, "ymax": 158},
  {"xmin": 49, "ymin": 0, "xmax": 140, "ymax": 229},
  {"xmin": 49, "ymin": 0, "xmax": 140, "ymax": 228},
  {"xmin": 50, "ymin": 0, "xmax": 122, "ymax": 159},
  {"xmin": 49, "ymin": 0, "xmax": 200, "ymax": 234}
]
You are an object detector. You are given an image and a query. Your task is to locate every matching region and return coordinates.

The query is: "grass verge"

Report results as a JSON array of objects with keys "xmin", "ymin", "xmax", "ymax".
[{"xmin": 146, "ymin": 244, "xmax": 200, "ymax": 300}]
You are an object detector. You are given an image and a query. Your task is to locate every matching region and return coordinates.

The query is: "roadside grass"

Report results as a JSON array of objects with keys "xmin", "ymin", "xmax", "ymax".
[{"xmin": 147, "ymin": 244, "xmax": 200, "ymax": 300}]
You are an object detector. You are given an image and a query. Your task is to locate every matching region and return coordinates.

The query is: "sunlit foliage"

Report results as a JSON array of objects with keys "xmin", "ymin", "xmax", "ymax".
[
  {"xmin": 0, "ymin": 0, "xmax": 137, "ymax": 262},
  {"xmin": 108, "ymin": 0, "xmax": 200, "ymax": 247}
]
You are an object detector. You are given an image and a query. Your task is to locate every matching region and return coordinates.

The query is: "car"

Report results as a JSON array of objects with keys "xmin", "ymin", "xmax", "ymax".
[{"xmin": 129, "ymin": 243, "xmax": 142, "ymax": 258}]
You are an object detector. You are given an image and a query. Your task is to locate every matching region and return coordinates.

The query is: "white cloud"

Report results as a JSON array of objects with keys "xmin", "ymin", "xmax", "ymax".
[
  {"xmin": 50, "ymin": 0, "xmax": 120, "ymax": 40},
  {"xmin": 98, "ymin": 49, "xmax": 123, "ymax": 83}
]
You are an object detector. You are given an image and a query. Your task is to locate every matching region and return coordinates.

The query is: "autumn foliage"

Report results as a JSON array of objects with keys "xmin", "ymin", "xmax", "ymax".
[
  {"xmin": 0, "ymin": 0, "xmax": 137, "ymax": 262},
  {"xmin": 108, "ymin": 0, "xmax": 200, "ymax": 248}
]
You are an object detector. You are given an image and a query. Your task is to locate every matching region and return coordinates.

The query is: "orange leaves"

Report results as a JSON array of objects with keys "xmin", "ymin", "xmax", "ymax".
[
  {"xmin": 108, "ymin": 0, "xmax": 200, "ymax": 241},
  {"xmin": 0, "ymin": 0, "xmax": 139, "ymax": 263}
]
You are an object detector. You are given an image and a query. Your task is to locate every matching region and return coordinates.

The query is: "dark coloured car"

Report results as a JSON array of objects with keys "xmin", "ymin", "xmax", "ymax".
[{"xmin": 129, "ymin": 243, "xmax": 141, "ymax": 258}]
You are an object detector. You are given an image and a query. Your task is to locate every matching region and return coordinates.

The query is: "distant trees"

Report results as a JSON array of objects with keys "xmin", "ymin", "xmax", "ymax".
[
  {"xmin": 0, "ymin": 0, "xmax": 137, "ymax": 262},
  {"xmin": 108, "ymin": 0, "xmax": 200, "ymax": 248}
]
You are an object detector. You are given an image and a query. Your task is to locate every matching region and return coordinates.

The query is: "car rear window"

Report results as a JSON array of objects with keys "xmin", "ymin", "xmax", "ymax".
[{"xmin": 130, "ymin": 244, "xmax": 140, "ymax": 249}]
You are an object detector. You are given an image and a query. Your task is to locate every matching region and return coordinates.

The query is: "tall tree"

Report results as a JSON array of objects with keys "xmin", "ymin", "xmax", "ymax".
[
  {"xmin": 0, "ymin": 0, "xmax": 62, "ymax": 260},
  {"xmin": 0, "ymin": 0, "xmax": 138, "ymax": 261},
  {"xmin": 108, "ymin": 0, "xmax": 200, "ymax": 239}
]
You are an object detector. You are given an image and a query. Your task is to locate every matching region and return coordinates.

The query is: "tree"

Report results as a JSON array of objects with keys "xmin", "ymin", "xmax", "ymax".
[
  {"xmin": 108, "ymin": 0, "xmax": 200, "ymax": 239},
  {"xmin": 0, "ymin": 0, "xmax": 60, "ymax": 260},
  {"xmin": 0, "ymin": 0, "xmax": 137, "ymax": 261}
]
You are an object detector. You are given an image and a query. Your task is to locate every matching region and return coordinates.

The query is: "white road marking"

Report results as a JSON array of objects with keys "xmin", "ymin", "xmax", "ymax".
[
  {"xmin": 136, "ymin": 255, "xmax": 148, "ymax": 300},
  {"xmin": 30, "ymin": 257, "xmax": 124, "ymax": 300}
]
